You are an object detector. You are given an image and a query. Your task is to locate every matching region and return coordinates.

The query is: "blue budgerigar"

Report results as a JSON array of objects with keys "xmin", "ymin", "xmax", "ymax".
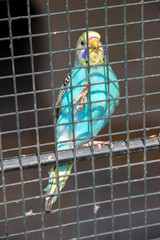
[{"xmin": 44, "ymin": 31, "xmax": 120, "ymax": 212}]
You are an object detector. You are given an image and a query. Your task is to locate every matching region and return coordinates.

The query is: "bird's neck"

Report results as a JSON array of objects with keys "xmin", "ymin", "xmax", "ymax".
[
  {"xmin": 74, "ymin": 59, "xmax": 83, "ymax": 68},
  {"xmin": 74, "ymin": 59, "xmax": 106, "ymax": 69}
]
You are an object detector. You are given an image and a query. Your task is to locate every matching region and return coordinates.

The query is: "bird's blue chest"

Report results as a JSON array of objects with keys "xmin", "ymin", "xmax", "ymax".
[
  {"xmin": 57, "ymin": 64, "xmax": 119, "ymax": 149},
  {"xmin": 61, "ymin": 66, "xmax": 108, "ymax": 112}
]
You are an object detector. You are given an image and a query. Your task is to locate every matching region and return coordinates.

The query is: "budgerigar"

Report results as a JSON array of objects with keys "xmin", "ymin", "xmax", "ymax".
[{"xmin": 44, "ymin": 31, "xmax": 120, "ymax": 212}]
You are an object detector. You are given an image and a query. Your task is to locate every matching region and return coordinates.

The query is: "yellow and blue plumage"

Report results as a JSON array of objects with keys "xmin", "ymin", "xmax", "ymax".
[{"xmin": 44, "ymin": 31, "xmax": 120, "ymax": 212}]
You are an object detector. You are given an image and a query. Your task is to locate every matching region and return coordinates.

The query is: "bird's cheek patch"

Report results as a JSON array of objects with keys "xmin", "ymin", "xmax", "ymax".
[
  {"xmin": 102, "ymin": 47, "xmax": 106, "ymax": 55},
  {"xmin": 82, "ymin": 50, "xmax": 87, "ymax": 59}
]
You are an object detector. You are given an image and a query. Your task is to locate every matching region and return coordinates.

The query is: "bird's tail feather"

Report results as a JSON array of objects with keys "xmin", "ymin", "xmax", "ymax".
[{"xmin": 44, "ymin": 163, "xmax": 73, "ymax": 212}]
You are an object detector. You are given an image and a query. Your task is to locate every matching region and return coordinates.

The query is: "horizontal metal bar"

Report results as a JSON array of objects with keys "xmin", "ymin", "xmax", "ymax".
[
  {"xmin": 1, "ymin": 200, "xmax": 160, "ymax": 227},
  {"xmin": 1, "ymin": 55, "xmax": 160, "ymax": 81},
  {"xmin": 0, "ymin": 73, "xmax": 160, "ymax": 103},
  {"xmin": 1, "ymin": 125, "xmax": 160, "ymax": 155},
  {"xmin": 1, "ymin": 211, "xmax": 160, "ymax": 240},
  {"xmin": 1, "ymin": 93, "xmax": 160, "ymax": 119},
  {"xmin": 0, "ymin": 177, "xmax": 160, "ymax": 210},
  {"xmin": 0, "ymin": 16, "xmax": 159, "ymax": 43},
  {"xmin": 0, "ymin": 136, "xmax": 159, "ymax": 172},
  {"xmin": 0, "ymin": 36, "xmax": 160, "ymax": 62},
  {"xmin": 0, "ymin": 0, "xmax": 158, "ymax": 24}
]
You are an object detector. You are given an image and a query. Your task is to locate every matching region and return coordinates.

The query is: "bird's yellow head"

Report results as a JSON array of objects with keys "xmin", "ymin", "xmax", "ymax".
[{"xmin": 75, "ymin": 31, "xmax": 106, "ymax": 66}]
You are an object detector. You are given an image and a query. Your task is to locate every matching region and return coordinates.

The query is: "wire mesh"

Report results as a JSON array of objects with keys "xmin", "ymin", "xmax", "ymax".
[{"xmin": 0, "ymin": 0, "xmax": 160, "ymax": 239}]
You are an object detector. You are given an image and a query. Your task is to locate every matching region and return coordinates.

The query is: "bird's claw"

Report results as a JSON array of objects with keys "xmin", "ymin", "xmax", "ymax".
[
  {"xmin": 73, "ymin": 80, "xmax": 89, "ymax": 110},
  {"xmin": 83, "ymin": 141, "xmax": 113, "ymax": 152}
]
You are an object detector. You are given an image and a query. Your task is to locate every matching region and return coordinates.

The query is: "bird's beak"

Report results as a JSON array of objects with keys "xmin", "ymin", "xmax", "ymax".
[{"xmin": 89, "ymin": 38, "xmax": 99, "ymax": 52}]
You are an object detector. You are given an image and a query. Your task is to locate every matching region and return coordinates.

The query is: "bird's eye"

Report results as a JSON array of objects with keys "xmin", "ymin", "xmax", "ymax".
[{"xmin": 81, "ymin": 41, "xmax": 85, "ymax": 46}]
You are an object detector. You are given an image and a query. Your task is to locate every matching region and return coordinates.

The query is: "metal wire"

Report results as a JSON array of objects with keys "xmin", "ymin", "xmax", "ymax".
[
  {"xmin": 0, "ymin": 0, "xmax": 160, "ymax": 239},
  {"xmin": 7, "ymin": 1, "xmax": 27, "ymax": 239}
]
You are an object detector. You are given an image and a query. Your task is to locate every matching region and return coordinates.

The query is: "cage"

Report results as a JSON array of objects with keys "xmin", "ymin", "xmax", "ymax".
[{"xmin": 0, "ymin": 0, "xmax": 160, "ymax": 239}]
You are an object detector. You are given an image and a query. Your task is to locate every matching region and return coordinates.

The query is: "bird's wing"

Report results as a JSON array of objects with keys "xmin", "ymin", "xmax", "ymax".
[{"xmin": 55, "ymin": 72, "xmax": 72, "ymax": 120}]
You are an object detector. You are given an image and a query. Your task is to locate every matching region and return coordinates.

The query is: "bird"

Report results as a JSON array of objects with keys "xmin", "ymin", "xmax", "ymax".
[{"xmin": 44, "ymin": 31, "xmax": 120, "ymax": 212}]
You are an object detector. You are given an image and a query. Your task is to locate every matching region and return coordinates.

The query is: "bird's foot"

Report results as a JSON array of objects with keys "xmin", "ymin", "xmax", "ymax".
[
  {"xmin": 83, "ymin": 141, "xmax": 113, "ymax": 152},
  {"xmin": 73, "ymin": 80, "xmax": 89, "ymax": 110}
]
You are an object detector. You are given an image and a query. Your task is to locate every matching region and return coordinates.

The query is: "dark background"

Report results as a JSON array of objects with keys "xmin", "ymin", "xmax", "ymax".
[{"xmin": 0, "ymin": 0, "xmax": 160, "ymax": 239}]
